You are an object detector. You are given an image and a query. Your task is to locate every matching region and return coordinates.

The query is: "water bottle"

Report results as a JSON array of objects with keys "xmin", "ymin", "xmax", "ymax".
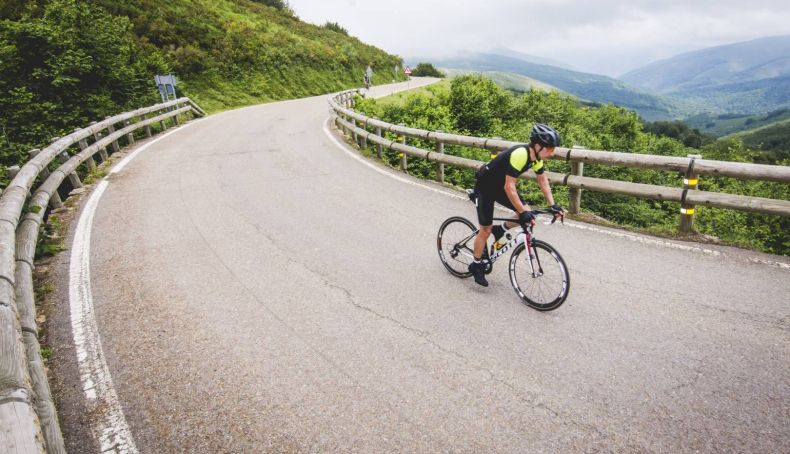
[{"xmin": 494, "ymin": 230, "xmax": 513, "ymax": 250}]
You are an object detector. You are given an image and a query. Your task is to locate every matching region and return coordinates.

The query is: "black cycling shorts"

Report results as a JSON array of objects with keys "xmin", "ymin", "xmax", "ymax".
[{"xmin": 473, "ymin": 180, "xmax": 525, "ymax": 226}]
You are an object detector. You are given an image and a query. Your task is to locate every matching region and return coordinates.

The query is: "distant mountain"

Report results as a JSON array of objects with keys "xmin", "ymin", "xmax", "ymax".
[
  {"xmin": 430, "ymin": 52, "xmax": 684, "ymax": 121},
  {"xmin": 621, "ymin": 35, "xmax": 790, "ymax": 115},
  {"xmin": 622, "ymin": 35, "xmax": 790, "ymax": 93}
]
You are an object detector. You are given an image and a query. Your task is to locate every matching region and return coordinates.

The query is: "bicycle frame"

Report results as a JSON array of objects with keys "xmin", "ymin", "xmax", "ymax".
[{"xmin": 454, "ymin": 216, "xmax": 532, "ymax": 265}]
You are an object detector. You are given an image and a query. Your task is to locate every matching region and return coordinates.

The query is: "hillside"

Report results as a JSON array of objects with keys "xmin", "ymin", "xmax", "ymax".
[
  {"xmin": 686, "ymin": 108, "xmax": 790, "ymax": 137},
  {"xmin": 728, "ymin": 118, "xmax": 790, "ymax": 164},
  {"xmin": 0, "ymin": 0, "xmax": 404, "ymax": 182},
  {"xmin": 430, "ymin": 52, "xmax": 685, "ymax": 121},
  {"xmin": 92, "ymin": 0, "xmax": 406, "ymax": 111},
  {"xmin": 440, "ymin": 68, "xmax": 561, "ymax": 94},
  {"xmin": 622, "ymin": 35, "xmax": 790, "ymax": 115}
]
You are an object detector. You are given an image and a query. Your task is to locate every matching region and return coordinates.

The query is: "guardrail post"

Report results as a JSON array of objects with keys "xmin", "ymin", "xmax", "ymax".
[
  {"xmin": 144, "ymin": 113, "xmax": 152, "ymax": 138},
  {"xmin": 75, "ymin": 128, "xmax": 96, "ymax": 172},
  {"xmin": 159, "ymin": 108, "xmax": 168, "ymax": 132},
  {"xmin": 29, "ymin": 149, "xmax": 63, "ymax": 208},
  {"xmin": 375, "ymin": 126, "xmax": 383, "ymax": 159},
  {"xmin": 398, "ymin": 124, "xmax": 407, "ymax": 172},
  {"xmin": 173, "ymin": 101, "xmax": 180, "ymax": 126},
  {"xmin": 679, "ymin": 154, "xmax": 702, "ymax": 233},
  {"xmin": 90, "ymin": 121, "xmax": 109, "ymax": 163},
  {"xmin": 436, "ymin": 130, "xmax": 445, "ymax": 184},
  {"xmin": 125, "ymin": 120, "xmax": 135, "ymax": 145},
  {"xmin": 359, "ymin": 120, "xmax": 367, "ymax": 149},
  {"xmin": 57, "ymin": 146, "xmax": 82, "ymax": 190},
  {"xmin": 352, "ymin": 118, "xmax": 358, "ymax": 147},
  {"xmin": 105, "ymin": 117, "xmax": 121, "ymax": 153},
  {"xmin": 569, "ymin": 145, "xmax": 585, "ymax": 214}
]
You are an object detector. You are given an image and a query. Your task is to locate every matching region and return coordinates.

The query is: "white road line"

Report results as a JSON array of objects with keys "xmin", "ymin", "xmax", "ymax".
[
  {"xmin": 322, "ymin": 118, "xmax": 790, "ymax": 270},
  {"xmin": 70, "ymin": 180, "xmax": 138, "ymax": 454},
  {"xmin": 70, "ymin": 122, "xmax": 200, "ymax": 453}
]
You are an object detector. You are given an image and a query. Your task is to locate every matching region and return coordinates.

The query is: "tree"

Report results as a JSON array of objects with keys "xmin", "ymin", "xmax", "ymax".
[
  {"xmin": 411, "ymin": 63, "xmax": 444, "ymax": 77},
  {"xmin": 449, "ymin": 75, "xmax": 509, "ymax": 134}
]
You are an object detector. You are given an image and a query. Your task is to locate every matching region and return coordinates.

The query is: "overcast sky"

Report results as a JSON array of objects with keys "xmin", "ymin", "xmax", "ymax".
[{"xmin": 287, "ymin": 0, "xmax": 790, "ymax": 77}]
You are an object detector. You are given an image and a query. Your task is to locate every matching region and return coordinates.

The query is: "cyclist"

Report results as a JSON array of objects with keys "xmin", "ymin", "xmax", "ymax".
[{"xmin": 468, "ymin": 123, "xmax": 565, "ymax": 287}]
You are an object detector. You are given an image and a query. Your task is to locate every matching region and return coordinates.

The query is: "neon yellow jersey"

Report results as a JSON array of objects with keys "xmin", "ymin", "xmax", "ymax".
[{"xmin": 478, "ymin": 144, "xmax": 545, "ymax": 186}]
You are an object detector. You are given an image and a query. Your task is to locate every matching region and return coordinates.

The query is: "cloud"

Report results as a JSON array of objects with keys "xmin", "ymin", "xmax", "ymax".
[{"xmin": 288, "ymin": 0, "xmax": 790, "ymax": 76}]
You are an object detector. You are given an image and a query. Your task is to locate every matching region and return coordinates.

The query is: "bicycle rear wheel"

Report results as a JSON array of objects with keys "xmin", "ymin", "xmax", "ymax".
[
  {"xmin": 437, "ymin": 216, "xmax": 477, "ymax": 278},
  {"xmin": 508, "ymin": 239, "xmax": 570, "ymax": 311}
]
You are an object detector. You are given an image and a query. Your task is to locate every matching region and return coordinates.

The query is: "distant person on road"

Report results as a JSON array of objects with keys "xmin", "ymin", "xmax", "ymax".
[{"xmin": 468, "ymin": 123, "xmax": 566, "ymax": 287}]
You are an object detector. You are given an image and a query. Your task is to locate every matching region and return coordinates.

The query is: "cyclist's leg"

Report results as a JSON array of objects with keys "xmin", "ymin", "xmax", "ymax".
[{"xmin": 473, "ymin": 184, "xmax": 495, "ymax": 259}]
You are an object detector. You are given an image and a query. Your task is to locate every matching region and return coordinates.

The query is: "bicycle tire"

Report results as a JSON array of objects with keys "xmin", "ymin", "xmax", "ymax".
[
  {"xmin": 437, "ymin": 216, "xmax": 477, "ymax": 278},
  {"xmin": 508, "ymin": 239, "xmax": 570, "ymax": 311}
]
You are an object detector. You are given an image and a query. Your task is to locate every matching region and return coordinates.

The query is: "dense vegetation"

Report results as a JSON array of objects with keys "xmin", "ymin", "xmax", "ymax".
[
  {"xmin": 739, "ymin": 120, "xmax": 790, "ymax": 164},
  {"xmin": 0, "ymin": 0, "xmax": 405, "ymax": 186},
  {"xmin": 642, "ymin": 120, "xmax": 715, "ymax": 149},
  {"xmin": 354, "ymin": 75, "xmax": 790, "ymax": 255}
]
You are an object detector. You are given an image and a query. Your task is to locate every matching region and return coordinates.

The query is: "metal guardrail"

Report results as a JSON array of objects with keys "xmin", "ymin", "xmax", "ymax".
[
  {"xmin": 0, "ymin": 97, "xmax": 205, "ymax": 453},
  {"xmin": 329, "ymin": 90, "xmax": 790, "ymax": 230}
]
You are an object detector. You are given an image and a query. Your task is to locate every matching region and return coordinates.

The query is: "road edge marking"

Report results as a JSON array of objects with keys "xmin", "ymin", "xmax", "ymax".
[
  {"xmin": 69, "ymin": 121, "xmax": 201, "ymax": 453},
  {"xmin": 69, "ymin": 180, "xmax": 138, "ymax": 453}
]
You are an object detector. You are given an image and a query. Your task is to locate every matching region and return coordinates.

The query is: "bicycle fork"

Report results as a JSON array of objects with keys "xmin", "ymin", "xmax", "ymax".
[{"xmin": 525, "ymin": 239, "xmax": 544, "ymax": 278}]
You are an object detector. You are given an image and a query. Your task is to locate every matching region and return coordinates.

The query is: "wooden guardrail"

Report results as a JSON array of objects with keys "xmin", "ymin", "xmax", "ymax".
[
  {"xmin": 0, "ymin": 97, "xmax": 205, "ymax": 453},
  {"xmin": 329, "ymin": 90, "xmax": 790, "ymax": 228}
]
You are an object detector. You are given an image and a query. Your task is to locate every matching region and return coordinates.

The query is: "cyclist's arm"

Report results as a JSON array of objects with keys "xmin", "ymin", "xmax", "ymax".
[
  {"xmin": 504, "ymin": 175, "xmax": 530, "ymax": 213},
  {"xmin": 536, "ymin": 172, "xmax": 556, "ymax": 206}
]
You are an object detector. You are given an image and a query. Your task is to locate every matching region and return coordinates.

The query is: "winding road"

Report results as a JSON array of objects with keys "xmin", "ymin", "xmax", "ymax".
[{"xmin": 48, "ymin": 79, "xmax": 789, "ymax": 453}]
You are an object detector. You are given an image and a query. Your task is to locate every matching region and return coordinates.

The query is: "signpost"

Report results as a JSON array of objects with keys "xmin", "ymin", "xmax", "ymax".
[
  {"xmin": 154, "ymin": 74, "xmax": 178, "ymax": 103},
  {"xmin": 404, "ymin": 66, "xmax": 412, "ymax": 80}
]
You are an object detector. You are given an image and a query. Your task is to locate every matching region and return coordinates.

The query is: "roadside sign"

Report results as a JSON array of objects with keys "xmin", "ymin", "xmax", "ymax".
[
  {"xmin": 404, "ymin": 66, "xmax": 412, "ymax": 75},
  {"xmin": 154, "ymin": 74, "xmax": 177, "ymax": 102}
]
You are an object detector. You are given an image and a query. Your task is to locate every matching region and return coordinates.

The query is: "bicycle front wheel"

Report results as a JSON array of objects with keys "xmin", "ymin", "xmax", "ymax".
[
  {"xmin": 437, "ymin": 216, "xmax": 477, "ymax": 278},
  {"xmin": 508, "ymin": 239, "xmax": 570, "ymax": 311}
]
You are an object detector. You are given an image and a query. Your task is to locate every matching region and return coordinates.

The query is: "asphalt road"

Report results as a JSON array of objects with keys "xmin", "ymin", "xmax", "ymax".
[{"xmin": 49, "ymin": 79, "xmax": 790, "ymax": 453}]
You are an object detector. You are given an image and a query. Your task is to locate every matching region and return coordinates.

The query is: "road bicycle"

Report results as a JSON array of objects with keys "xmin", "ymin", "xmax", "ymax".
[{"xmin": 437, "ymin": 190, "xmax": 570, "ymax": 311}]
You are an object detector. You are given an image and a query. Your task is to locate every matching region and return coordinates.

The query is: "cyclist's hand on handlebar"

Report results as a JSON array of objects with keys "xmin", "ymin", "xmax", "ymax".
[
  {"xmin": 518, "ymin": 210, "xmax": 536, "ymax": 226},
  {"xmin": 550, "ymin": 204, "xmax": 566, "ymax": 224}
]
